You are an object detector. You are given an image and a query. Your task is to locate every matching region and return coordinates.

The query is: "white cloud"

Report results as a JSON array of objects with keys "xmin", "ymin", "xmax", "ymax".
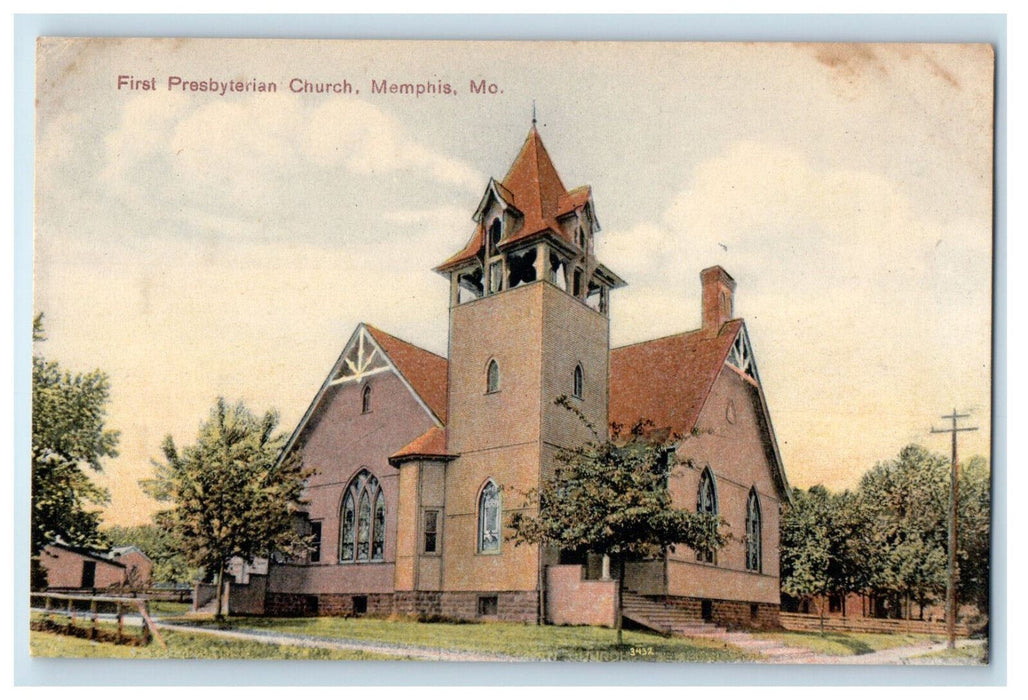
[{"xmin": 601, "ymin": 140, "xmax": 992, "ymax": 490}]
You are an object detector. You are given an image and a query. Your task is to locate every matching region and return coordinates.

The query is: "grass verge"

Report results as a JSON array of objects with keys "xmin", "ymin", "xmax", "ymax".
[
  {"xmin": 30, "ymin": 627, "xmax": 399, "ymax": 660},
  {"xmin": 754, "ymin": 630, "xmax": 940, "ymax": 656},
  {"xmin": 910, "ymin": 643, "xmax": 988, "ymax": 664},
  {"xmin": 171, "ymin": 616, "xmax": 755, "ymax": 662}
]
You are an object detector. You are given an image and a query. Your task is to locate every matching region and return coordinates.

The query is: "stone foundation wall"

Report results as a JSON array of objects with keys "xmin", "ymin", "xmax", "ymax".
[
  {"xmin": 266, "ymin": 592, "xmax": 317, "ymax": 617},
  {"xmin": 665, "ymin": 595, "xmax": 779, "ymax": 629},
  {"xmin": 394, "ymin": 591, "xmax": 443, "ymax": 618},
  {"xmin": 440, "ymin": 590, "xmax": 539, "ymax": 622},
  {"xmin": 265, "ymin": 591, "xmax": 396, "ymax": 617}
]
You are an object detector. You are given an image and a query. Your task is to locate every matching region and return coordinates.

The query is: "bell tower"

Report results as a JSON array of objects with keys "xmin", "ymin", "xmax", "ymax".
[{"xmin": 432, "ymin": 126, "xmax": 625, "ymax": 614}]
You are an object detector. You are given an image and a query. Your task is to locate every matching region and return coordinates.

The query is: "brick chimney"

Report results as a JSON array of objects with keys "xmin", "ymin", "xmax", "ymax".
[{"xmin": 700, "ymin": 266, "xmax": 736, "ymax": 333}]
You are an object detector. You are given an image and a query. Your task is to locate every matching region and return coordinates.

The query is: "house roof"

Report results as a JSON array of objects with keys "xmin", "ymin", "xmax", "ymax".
[
  {"xmin": 388, "ymin": 425, "xmax": 456, "ymax": 466},
  {"xmin": 109, "ymin": 545, "xmax": 151, "ymax": 561},
  {"xmin": 436, "ymin": 127, "xmax": 595, "ymax": 271},
  {"xmin": 365, "ymin": 325, "xmax": 448, "ymax": 423},
  {"xmin": 610, "ymin": 319, "xmax": 744, "ymax": 437},
  {"xmin": 44, "ymin": 541, "xmax": 127, "ymax": 568}
]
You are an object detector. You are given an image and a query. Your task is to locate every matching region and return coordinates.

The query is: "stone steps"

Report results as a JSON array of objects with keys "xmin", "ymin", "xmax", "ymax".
[{"xmin": 621, "ymin": 593, "xmax": 819, "ymax": 663}]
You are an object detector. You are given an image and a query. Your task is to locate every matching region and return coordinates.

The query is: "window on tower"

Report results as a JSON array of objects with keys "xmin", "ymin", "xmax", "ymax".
[
  {"xmin": 478, "ymin": 479, "xmax": 501, "ymax": 553},
  {"xmin": 549, "ymin": 253, "xmax": 567, "ymax": 291},
  {"xmin": 486, "ymin": 359, "xmax": 500, "ymax": 393},
  {"xmin": 507, "ymin": 248, "xmax": 537, "ymax": 289},
  {"xmin": 573, "ymin": 364, "xmax": 584, "ymax": 399},
  {"xmin": 457, "ymin": 266, "xmax": 484, "ymax": 304},
  {"xmin": 488, "ymin": 218, "xmax": 502, "ymax": 256},
  {"xmin": 489, "ymin": 262, "xmax": 503, "ymax": 294}
]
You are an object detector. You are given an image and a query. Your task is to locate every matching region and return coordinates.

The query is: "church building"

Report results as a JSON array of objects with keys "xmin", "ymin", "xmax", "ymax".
[{"xmin": 244, "ymin": 125, "xmax": 791, "ymax": 630}]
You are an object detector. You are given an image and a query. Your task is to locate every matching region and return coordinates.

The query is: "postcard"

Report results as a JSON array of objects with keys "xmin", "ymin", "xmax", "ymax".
[{"xmin": 30, "ymin": 37, "xmax": 994, "ymax": 666}]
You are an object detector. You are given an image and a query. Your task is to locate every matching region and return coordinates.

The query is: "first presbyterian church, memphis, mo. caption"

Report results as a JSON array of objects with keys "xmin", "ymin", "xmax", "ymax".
[{"xmin": 215, "ymin": 125, "xmax": 792, "ymax": 631}]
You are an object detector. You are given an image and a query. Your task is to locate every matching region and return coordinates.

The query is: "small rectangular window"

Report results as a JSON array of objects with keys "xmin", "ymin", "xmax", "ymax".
[
  {"xmin": 423, "ymin": 510, "xmax": 439, "ymax": 554},
  {"xmin": 477, "ymin": 595, "xmax": 498, "ymax": 617},
  {"xmin": 309, "ymin": 521, "xmax": 322, "ymax": 563}
]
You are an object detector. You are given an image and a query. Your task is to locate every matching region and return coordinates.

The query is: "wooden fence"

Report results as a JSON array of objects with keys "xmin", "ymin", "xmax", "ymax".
[
  {"xmin": 779, "ymin": 611, "xmax": 970, "ymax": 637},
  {"xmin": 29, "ymin": 592, "xmax": 166, "ymax": 647}
]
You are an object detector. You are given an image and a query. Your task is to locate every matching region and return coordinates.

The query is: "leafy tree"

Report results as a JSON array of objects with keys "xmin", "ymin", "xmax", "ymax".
[
  {"xmin": 31, "ymin": 313, "xmax": 119, "ymax": 570},
  {"xmin": 508, "ymin": 397, "xmax": 726, "ymax": 645},
  {"xmin": 103, "ymin": 523, "xmax": 203, "ymax": 585},
  {"xmin": 142, "ymin": 397, "xmax": 312, "ymax": 618},
  {"xmin": 956, "ymin": 455, "xmax": 990, "ymax": 616},
  {"xmin": 779, "ymin": 486, "xmax": 834, "ymax": 632},
  {"xmin": 858, "ymin": 445, "xmax": 950, "ymax": 619}
]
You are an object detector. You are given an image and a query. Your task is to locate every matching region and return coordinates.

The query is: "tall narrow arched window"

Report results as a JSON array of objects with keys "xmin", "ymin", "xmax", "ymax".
[
  {"xmin": 361, "ymin": 384, "xmax": 372, "ymax": 414},
  {"xmin": 486, "ymin": 359, "xmax": 500, "ymax": 393},
  {"xmin": 696, "ymin": 468, "xmax": 718, "ymax": 563},
  {"xmin": 746, "ymin": 488, "xmax": 762, "ymax": 573},
  {"xmin": 478, "ymin": 480, "xmax": 501, "ymax": 553},
  {"xmin": 340, "ymin": 470, "xmax": 385, "ymax": 562},
  {"xmin": 488, "ymin": 218, "xmax": 502, "ymax": 255},
  {"xmin": 573, "ymin": 364, "xmax": 584, "ymax": 399}
]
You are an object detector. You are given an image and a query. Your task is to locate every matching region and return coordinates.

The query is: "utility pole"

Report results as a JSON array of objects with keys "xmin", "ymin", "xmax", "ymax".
[{"xmin": 930, "ymin": 409, "xmax": 978, "ymax": 649}]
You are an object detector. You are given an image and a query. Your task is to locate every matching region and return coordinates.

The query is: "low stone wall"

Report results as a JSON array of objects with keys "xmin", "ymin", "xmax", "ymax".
[
  {"xmin": 265, "ymin": 592, "xmax": 318, "ymax": 616},
  {"xmin": 779, "ymin": 612, "xmax": 970, "ymax": 636},
  {"xmin": 440, "ymin": 591, "xmax": 539, "ymax": 622},
  {"xmin": 545, "ymin": 565, "xmax": 616, "ymax": 627},
  {"xmin": 665, "ymin": 595, "xmax": 779, "ymax": 629},
  {"xmin": 394, "ymin": 591, "xmax": 443, "ymax": 618}
]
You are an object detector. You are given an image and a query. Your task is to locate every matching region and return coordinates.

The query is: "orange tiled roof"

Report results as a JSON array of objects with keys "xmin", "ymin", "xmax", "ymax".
[
  {"xmin": 388, "ymin": 426, "xmax": 454, "ymax": 465},
  {"xmin": 609, "ymin": 320, "xmax": 743, "ymax": 437},
  {"xmin": 366, "ymin": 325, "xmax": 449, "ymax": 423},
  {"xmin": 437, "ymin": 127, "xmax": 593, "ymax": 271}
]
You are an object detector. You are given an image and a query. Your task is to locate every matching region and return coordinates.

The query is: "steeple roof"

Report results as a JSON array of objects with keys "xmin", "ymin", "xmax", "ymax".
[
  {"xmin": 436, "ymin": 126, "xmax": 596, "ymax": 272},
  {"xmin": 501, "ymin": 125, "xmax": 567, "ymax": 229}
]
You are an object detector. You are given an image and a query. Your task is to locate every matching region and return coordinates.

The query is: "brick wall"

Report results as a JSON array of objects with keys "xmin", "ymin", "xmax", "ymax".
[{"xmin": 546, "ymin": 565, "xmax": 616, "ymax": 627}]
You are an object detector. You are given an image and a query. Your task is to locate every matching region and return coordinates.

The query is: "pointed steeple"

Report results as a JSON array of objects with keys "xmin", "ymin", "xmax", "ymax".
[{"xmin": 500, "ymin": 126, "xmax": 567, "ymax": 228}]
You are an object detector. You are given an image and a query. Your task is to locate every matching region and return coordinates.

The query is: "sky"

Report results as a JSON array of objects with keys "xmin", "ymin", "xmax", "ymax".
[{"xmin": 32, "ymin": 39, "xmax": 994, "ymax": 526}]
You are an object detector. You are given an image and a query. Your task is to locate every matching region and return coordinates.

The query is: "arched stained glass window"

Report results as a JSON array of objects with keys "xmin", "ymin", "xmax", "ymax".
[
  {"xmin": 340, "ymin": 469, "xmax": 385, "ymax": 562},
  {"xmin": 486, "ymin": 359, "xmax": 500, "ymax": 393},
  {"xmin": 696, "ymin": 468, "xmax": 718, "ymax": 564},
  {"xmin": 573, "ymin": 364, "xmax": 584, "ymax": 399},
  {"xmin": 478, "ymin": 480, "xmax": 501, "ymax": 553},
  {"xmin": 746, "ymin": 488, "xmax": 762, "ymax": 573}
]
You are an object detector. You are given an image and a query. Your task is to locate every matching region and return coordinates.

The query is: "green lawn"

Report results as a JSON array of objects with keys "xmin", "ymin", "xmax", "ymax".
[
  {"xmin": 148, "ymin": 600, "xmax": 193, "ymax": 617},
  {"xmin": 754, "ymin": 630, "xmax": 941, "ymax": 656},
  {"xmin": 30, "ymin": 627, "xmax": 397, "ymax": 660},
  {"xmin": 911, "ymin": 643, "xmax": 988, "ymax": 664},
  {"xmin": 173, "ymin": 616, "xmax": 754, "ymax": 662}
]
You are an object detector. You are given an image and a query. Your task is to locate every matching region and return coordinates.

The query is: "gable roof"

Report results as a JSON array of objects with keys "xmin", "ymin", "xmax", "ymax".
[
  {"xmin": 44, "ymin": 541, "xmax": 127, "ymax": 568},
  {"xmin": 436, "ymin": 127, "xmax": 596, "ymax": 272},
  {"xmin": 610, "ymin": 320, "xmax": 744, "ymax": 437},
  {"xmin": 365, "ymin": 325, "xmax": 448, "ymax": 423},
  {"xmin": 610, "ymin": 318, "xmax": 790, "ymax": 501},
  {"xmin": 277, "ymin": 323, "xmax": 448, "ymax": 465}
]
